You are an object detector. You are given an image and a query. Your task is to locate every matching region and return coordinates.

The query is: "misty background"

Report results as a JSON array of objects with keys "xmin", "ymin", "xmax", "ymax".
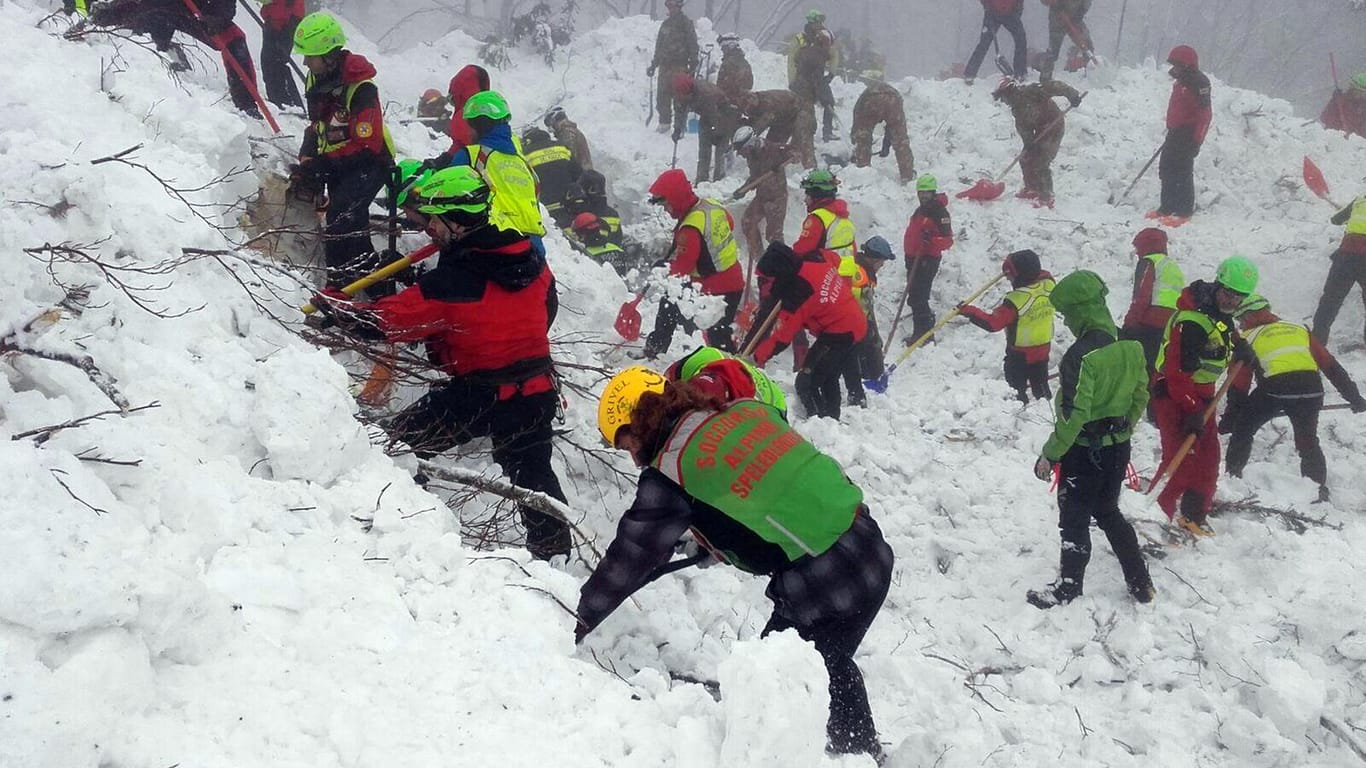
[{"xmin": 330, "ymin": 0, "xmax": 1366, "ymax": 119}]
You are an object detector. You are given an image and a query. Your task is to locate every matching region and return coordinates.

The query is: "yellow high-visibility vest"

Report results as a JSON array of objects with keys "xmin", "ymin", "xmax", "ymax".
[
  {"xmin": 1005, "ymin": 278, "xmax": 1056, "ymax": 347},
  {"xmin": 680, "ymin": 199, "xmax": 739, "ymax": 274},
  {"xmin": 1245, "ymin": 322, "xmax": 1317, "ymax": 377},
  {"xmin": 811, "ymin": 206, "xmax": 857, "ymax": 278}
]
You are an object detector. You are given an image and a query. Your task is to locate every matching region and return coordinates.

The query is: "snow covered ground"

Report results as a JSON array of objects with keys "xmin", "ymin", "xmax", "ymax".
[{"xmin": 4, "ymin": 3, "xmax": 1366, "ymax": 766}]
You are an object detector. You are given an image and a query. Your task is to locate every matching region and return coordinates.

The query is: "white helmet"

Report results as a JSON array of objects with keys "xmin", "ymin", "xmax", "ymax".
[
  {"xmin": 717, "ymin": 33, "xmax": 741, "ymax": 51},
  {"xmin": 731, "ymin": 125, "xmax": 756, "ymax": 150}
]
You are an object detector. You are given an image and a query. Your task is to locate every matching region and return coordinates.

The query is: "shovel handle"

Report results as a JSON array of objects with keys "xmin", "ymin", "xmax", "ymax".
[
  {"xmin": 888, "ymin": 272, "xmax": 1006, "ymax": 370},
  {"xmin": 301, "ymin": 243, "xmax": 439, "ymax": 314},
  {"xmin": 738, "ymin": 302, "xmax": 784, "ymax": 360},
  {"xmin": 1146, "ymin": 364, "xmax": 1242, "ymax": 496}
]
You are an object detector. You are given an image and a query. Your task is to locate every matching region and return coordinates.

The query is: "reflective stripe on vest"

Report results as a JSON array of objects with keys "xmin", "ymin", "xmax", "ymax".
[
  {"xmin": 1245, "ymin": 322, "xmax": 1317, "ymax": 377},
  {"xmin": 651, "ymin": 401, "xmax": 859, "ymax": 567},
  {"xmin": 1005, "ymin": 278, "xmax": 1056, "ymax": 348},
  {"xmin": 680, "ymin": 199, "xmax": 739, "ymax": 274},
  {"xmin": 473, "ymin": 146, "xmax": 547, "ymax": 236},
  {"xmin": 525, "ymin": 144, "xmax": 572, "ymax": 169},
  {"xmin": 1348, "ymin": 196, "xmax": 1366, "ymax": 236},
  {"xmin": 811, "ymin": 206, "xmax": 857, "ymax": 278},
  {"xmin": 307, "ymin": 76, "xmax": 396, "ymax": 157},
  {"xmin": 1144, "ymin": 252, "xmax": 1184, "ymax": 310},
  {"xmin": 1157, "ymin": 310, "xmax": 1231, "ymax": 384},
  {"xmin": 585, "ymin": 242, "xmax": 624, "ymax": 259}
]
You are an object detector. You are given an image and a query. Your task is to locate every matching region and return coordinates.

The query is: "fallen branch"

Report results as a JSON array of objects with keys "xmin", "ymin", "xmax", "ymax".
[
  {"xmin": 2, "ymin": 343, "xmax": 130, "ymax": 411},
  {"xmin": 49, "ymin": 468, "xmax": 108, "ymax": 515},
  {"xmin": 1322, "ymin": 716, "xmax": 1366, "ymax": 763},
  {"xmin": 11, "ymin": 401, "xmax": 160, "ymax": 444},
  {"xmin": 1211, "ymin": 495, "xmax": 1343, "ymax": 534}
]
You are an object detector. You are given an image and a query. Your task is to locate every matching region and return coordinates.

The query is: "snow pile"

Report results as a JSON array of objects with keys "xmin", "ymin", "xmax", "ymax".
[{"xmin": 4, "ymin": 3, "xmax": 1366, "ymax": 767}]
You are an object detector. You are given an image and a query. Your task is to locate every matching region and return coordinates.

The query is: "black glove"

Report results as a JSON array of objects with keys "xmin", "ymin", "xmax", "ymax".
[
  {"xmin": 1181, "ymin": 411, "xmax": 1207, "ymax": 437},
  {"xmin": 305, "ymin": 294, "xmax": 338, "ymax": 329},
  {"xmin": 421, "ymin": 155, "xmax": 448, "ymax": 171},
  {"xmin": 1352, "ymin": 398, "xmax": 1366, "ymax": 414},
  {"xmin": 671, "ymin": 127, "xmax": 684, "ymax": 142},
  {"xmin": 1232, "ymin": 337, "xmax": 1257, "ymax": 365},
  {"xmin": 646, "ymin": 63, "xmax": 657, "ymax": 77},
  {"xmin": 1069, "ymin": 93, "xmax": 1084, "ymax": 108}
]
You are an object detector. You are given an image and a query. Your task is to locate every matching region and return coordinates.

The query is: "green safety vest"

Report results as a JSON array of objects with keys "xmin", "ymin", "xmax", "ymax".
[
  {"xmin": 1144, "ymin": 252, "xmax": 1184, "ymax": 310},
  {"xmin": 305, "ymin": 75, "xmax": 396, "ymax": 158},
  {"xmin": 651, "ymin": 401, "xmax": 860, "ymax": 568},
  {"xmin": 1005, "ymin": 277, "xmax": 1056, "ymax": 347},
  {"xmin": 1347, "ymin": 196, "xmax": 1366, "ymax": 236},
  {"xmin": 812, "ymin": 206, "xmax": 857, "ymax": 278},
  {"xmin": 1157, "ymin": 310, "xmax": 1232, "ymax": 385},
  {"xmin": 679, "ymin": 350, "xmax": 789, "ymax": 414},
  {"xmin": 1245, "ymin": 321, "xmax": 1317, "ymax": 378},
  {"xmin": 471, "ymin": 146, "xmax": 546, "ymax": 237},
  {"xmin": 583, "ymin": 240, "xmax": 624, "ymax": 261},
  {"xmin": 680, "ymin": 199, "xmax": 739, "ymax": 273}
]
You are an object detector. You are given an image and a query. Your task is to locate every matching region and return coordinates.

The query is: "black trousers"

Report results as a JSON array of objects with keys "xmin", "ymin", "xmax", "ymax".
[
  {"xmin": 1157, "ymin": 136, "xmax": 1199, "ymax": 217},
  {"xmin": 1003, "ymin": 352, "xmax": 1051, "ymax": 402},
  {"xmin": 964, "ymin": 10, "xmax": 1028, "ymax": 80},
  {"xmin": 1312, "ymin": 250, "xmax": 1366, "ymax": 345},
  {"xmin": 842, "ymin": 313, "xmax": 884, "ymax": 403},
  {"xmin": 261, "ymin": 21, "xmax": 302, "ymax": 108},
  {"xmin": 1055, "ymin": 441, "xmax": 1150, "ymax": 598},
  {"xmin": 323, "ymin": 163, "xmax": 389, "ymax": 289},
  {"xmin": 761, "ymin": 569, "xmax": 888, "ymax": 756},
  {"xmin": 644, "ymin": 291, "xmax": 742, "ymax": 358},
  {"xmin": 906, "ymin": 257, "xmax": 941, "ymax": 343},
  {"xmin": 1225, "ymin": 390, "xmax": 1326, "ymax": 485},
  {"xmin": 387, "ymin": 382, "xmax": 571, "ymax": 559},
  {"xmin": 797, "ymin": 331, "xmax": 857, "ymax": 420}
]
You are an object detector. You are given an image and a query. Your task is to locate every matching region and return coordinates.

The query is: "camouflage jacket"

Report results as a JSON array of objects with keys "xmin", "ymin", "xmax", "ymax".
[
  {"xmin": 853, "ymin": 82, "xmax": 903, "ymax": 121},
  {"xmin": 717, "ymin": 50, "xmax": 754, "ymax": 99},
  {"xmin": 743, "ymin": 89, "xmax": 799, "ymax": 136},
  {"xmin": 682, "ymin": 79, "xmax": 727, "ymax": 130},
  {"xmin": 999, "ymin": 80, "xmax": 1080, "ymax": 145},
  {"xmin": 653, "ymin": 12, "xmax": 699, "ymax": 70},
  {"xmin": 552, "ymin": 118, "xmax": 593, "ymax": 171}
]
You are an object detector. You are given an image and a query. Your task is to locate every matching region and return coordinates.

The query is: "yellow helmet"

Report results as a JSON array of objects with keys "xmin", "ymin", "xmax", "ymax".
[{"xmin": 598, "ymin": 366, "xmax": 667, "ymax": 445}]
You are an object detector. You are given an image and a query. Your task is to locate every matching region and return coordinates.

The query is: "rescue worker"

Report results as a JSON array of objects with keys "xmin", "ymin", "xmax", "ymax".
[
  {"xmin": 1150, "ymin": 45, "xmax": 1211, "ymax": 225},
  {"xmin": 672, "ymin": 73, "xmax": 729, "ymax": 183},
  {"xmin": 731, "ymin": 127, "xmax": 793, "ymax": 268},
  {"xmin": 958, "ymin": 249, "xmax": 1056, "ymax": 403},
  {"xmin": 716, "ymin": 33, "xmax": 753, "ymax": 101},
  {"xmin": 1320, "ymin": 73, "xmax": 1366, "ymax": 138},
  {"xmin": 792, "ymin": 169, "xmax": 857, "ymax": 280},
  {"xmin": 1151, "ymin": 256, "xmax": 1258, "ymax": 535},
  {"xmin": 569, "ymin": 213, "xmax": 631, "ymax": 276},
  {"xmin": 1028, "ymin": 270, "xmax": 1154, "ymax": 608},
  {"xmin": 1311, "ymin": 192, "xmax": 1366, "ymax": 347},
  {"xmin": 993, "ymin": 77, "xmax": 1083, "ymax": 207},
  {"xmin": 544, "ymin": 106, "xmax": 593, "ymax": 170},
  {"xmin": 665, "ymin": 346, "xmax": 787, "ymax": 415},
  {"xmin": 1120, "ymin": 227, "xmax": 1185, "ymax": 374},
  {"xmin": 788, "ymin": 11, "xmax": 835, "ymax": 167},
  {"xmin": 642, "ymin": 169, "xmax": 745, "ymax": 358},
  {"xmin": 427, "ymin": 64, "xmax": 492, "ymax": 166},
  {"xmin": 448, "ymin": 91, "xmax": 546, "ymax": 239},
  {"xmin": 571, "ymin": 169, "xmax": 624, "ymax": 247},
  {"xmin": 737, "ymin": 88, "xmax": 800, "ymax": 146},
  {"xmin": 521, "ymin": 126, "xmax": 580, "ymax": 229},
  {"xmin": 752, "ymin": 243, "xmax": 868, "ymax": 420},
  {"xmin": 1225, "ymin": 296, "xmax": 1366, "ymax": 503},
  {"xmin": 583, "ymin": 369, "xmax": 892, "ymax": 762},
  {"xmin": 416, "ymin": 88, "xmax": 452, "ymax": 136},
  {"xmin": 842, "ymin": 236, "xmax": 896, "ymax": 404},
  {"xmin": 647, "ymin": 0, "xmax": 699, "ymax": 136},
  {"xmin": 903, "ymin": 175, "xmax": 955, "ymax": 344},
  {"xmin": 1039, "ymin": 0, "xmax": 1093, "ymax": 82},
  {"xmin": 290, "ymin": 12, "xmax": 394, "ymax": 289},
  {"xmin": 308, "ymin": 167, "xmax": 571, "ymax": 560},
  {"xmin": 256, "ymin": 0, "xmax": 304, "ymax": 108},
  {"xmin": 850, "ymin": 78, "xmax": 915, "ymax": 183},
  {"xmin": 85, "ymin": 0, "xmax": 262, "ymax": 116},
  {"xmin": 963, "ymin": 0, "xmax": 1026, "ymax": 84}
]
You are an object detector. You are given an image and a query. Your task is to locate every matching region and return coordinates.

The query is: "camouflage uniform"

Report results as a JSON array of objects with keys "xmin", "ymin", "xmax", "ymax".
[
  {"xmin": 551, "ymin": 117, "xmax": 593, "ymax": 171},
  {"xmin": 735, "ymin": 139, "xmax": 793, "ymax": 267},
  {"xmin": 790, "ymin": 27, "xmax": 834, "ymax": 168},
  {"xmin": 1040, "ymin": 0, "xmax": 1092, "ymax": 81},
  {"xmin": 716, "ymin": 47, "xmax": 753, "ymax": 100},
  {"xmin": 650, "ymin": 9, "xmax": 699, "ymax": 134},
  {"xmin": 996, "ymin": 80, "xmax": 1081, "ymax": 203},
  {"xmin": 850, "ymin": 81, "xmax": 915, "ymax": 183},
  {"xmin": 677, "ymin": 79, "xmax": 729, "ymax": 182},
  {"xmin": 740, "ymin": 89, "xmax": 800, "ymax": 147}
]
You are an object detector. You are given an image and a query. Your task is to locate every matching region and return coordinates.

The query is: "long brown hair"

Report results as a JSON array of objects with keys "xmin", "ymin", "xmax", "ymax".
[{"xmin": 628, "ymin": 379, "xmax": 727, "ymax": 461}]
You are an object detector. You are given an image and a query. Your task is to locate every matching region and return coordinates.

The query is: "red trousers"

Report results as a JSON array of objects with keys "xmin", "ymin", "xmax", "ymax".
[{"xmin": 1152, "ymin": 393, "xmax": 1220, "ymax": 520}]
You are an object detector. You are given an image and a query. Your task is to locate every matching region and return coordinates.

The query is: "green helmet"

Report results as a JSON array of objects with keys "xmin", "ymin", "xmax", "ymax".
[
  {"xmin": 292, "ymin": 12, "xmax": 346, "ymax": 56},
  {"xmin": 464, "ymin": 90, "xmax": 511, "ymax": 121},
  {"xmin": 1216, "ymin": 255, "xmax": 1259, "ymax": 294},
  {"xmin": 800, "ymin": 168, "xmax": 838, "ymax": 194},
  {"xmin": 916, "ymin": 174, "xmax": 937, "ymax": 192},
  {"xmin": 805, "ymin": 9, "xmax": 825, "ymax": 23},
  {"xmin": 1352, "ymin": 73, "xmax": 1366, "ymax": 91},
  {"xmin": 409, "ymin": 166, "xmax": 491, "ymax": 217},
  {"xmin": 393, "ymin": 159, "xmax": 431, "ymax": 208},
  {"xmin": 1235, "ymin": 293, "xmax": 1270, "ymax": 317},
  {"xmin": 678, "ymin": 346, "xmax": 727, "ymax": 380}
]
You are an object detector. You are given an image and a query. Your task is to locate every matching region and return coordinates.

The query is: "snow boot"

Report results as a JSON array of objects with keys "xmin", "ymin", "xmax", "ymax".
[
  {"xmin": 1129, "ymin": 582, "xmax": 1157, "ymax": 604},
  {"xmin": 1316, "ymin": 485, "xmax": 1331, "ymax": 504},
  {"xmin": 1176, "ymin": 491, "xmax": 1213, "ymax": 536},
  {"xmin": 1026, "ymin": 579, "xmax": 1081, "ymax": 609},
  {"xmin": 1015, "ymin": 188, "xmax": 1038, "ymax": 200}
]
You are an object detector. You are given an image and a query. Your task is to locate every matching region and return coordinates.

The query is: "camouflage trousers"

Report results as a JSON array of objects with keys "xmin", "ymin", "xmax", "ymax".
[
  {"xmin": 851, "ymin": 111, "xmax": 915, "ymax": 183},
  {"xmin": 741, "ymin": 187, "xmax": 788, "ymax": 269},
  {"xmin": 655, "ymin": 64, "xmax": 689, "ymax": 133},
  {"xmin": 1021, "ymin": 135, "xmax": 1061, "ymax": 202},
  {"xmin": 794, "ymin": 94, "xmax": 818, "ymax": 168}
]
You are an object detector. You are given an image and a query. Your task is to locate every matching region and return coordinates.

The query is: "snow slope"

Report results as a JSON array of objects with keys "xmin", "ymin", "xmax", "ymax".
[{"xmin": 4, "ymin": 4, "xmax": 1366, "ymax": 767}]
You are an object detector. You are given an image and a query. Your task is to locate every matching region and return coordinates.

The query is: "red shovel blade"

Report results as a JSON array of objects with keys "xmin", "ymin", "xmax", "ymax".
[
  {"xmin": 615, "ymin": 295, "xmax": 644, "ymax": 341},
  {"xmin": 956, "ymin": 179, "xmax": 1006, "ymax": 202},
  {"xmin": 1302, "ymin": 156, "xmax": 1331, "ymax": 201},
  {"xmin": 734, "ymin": 298, "xmax": 758, "ymax": 334}
]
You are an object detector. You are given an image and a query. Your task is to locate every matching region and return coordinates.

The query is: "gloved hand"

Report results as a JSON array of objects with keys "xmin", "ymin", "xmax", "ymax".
[
  {"xmin": 200, "ymin": 14, "xmax": 231, "ymax": 37},
  {"xmin": 1033, "ymin": 456, "xmax": 1054, "ymax": 482},
  {"xmin": 1352, "ymin": 398, "xmax": 1366, "ymax": 414},
  {"xmin": 671, "ymin": 126, "xmax": 684, "ymax": 142},
  {"xmin": 1068, "ymin": 93, "xmax": 1084, "ymax": 108},
  {"xmin": 421, "ymin": 155, "xmax": 448, "ymax": 171},
  {"xmin": 1181, "ymin": 410, "xmax": 1207, "ymax": 436},
  {"xmin": 646, "ymin": 63, "xmax": 657, "ymax": 77},
  {"xmin": 1217, "ymin": 414, "xmax": 1235, "ymax": 435}
]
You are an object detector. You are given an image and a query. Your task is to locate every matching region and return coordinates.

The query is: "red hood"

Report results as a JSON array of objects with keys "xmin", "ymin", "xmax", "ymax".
[
  {"xmin": 649, "ymin": 169, "xmax": 698, "ymax": 219},
  {"xmin": 449, "ymin": 64, "xmax": 490, "ymax": 105},
  {"xmin": 341, "ymin": 52, "xmax": 379, "ymax": 85}
]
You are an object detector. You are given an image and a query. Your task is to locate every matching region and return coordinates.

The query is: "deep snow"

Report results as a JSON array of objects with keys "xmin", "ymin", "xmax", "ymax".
[{"xmin": 3, "ymin": 3, "xmax": 1366, "ymax": 767}]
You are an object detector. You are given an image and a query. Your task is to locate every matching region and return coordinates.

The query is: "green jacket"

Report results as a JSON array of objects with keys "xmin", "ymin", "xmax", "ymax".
[{"xmin": 1042, "ymin": 272, "xmax": 1149, "ymax": 461}]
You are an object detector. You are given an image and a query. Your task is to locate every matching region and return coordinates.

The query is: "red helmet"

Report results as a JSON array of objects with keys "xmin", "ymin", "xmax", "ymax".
[
  {"xmin": 1132, "ymin": 227, "xmax": 1168, "ymax": 256},
  {"xmin": 420, "ymin": 88, "xmax": 443, "ymax": 104},
  {"xmin": 672, "ymin": 72, "xmax": 695, "ymax": 96},
  {"xmin": 571, "ymin": 212, "xmax": 602, "ymax": 232},
  {"xmin": 1167, "ymin": 45, "xmax": 1198, "ymax": 68}
]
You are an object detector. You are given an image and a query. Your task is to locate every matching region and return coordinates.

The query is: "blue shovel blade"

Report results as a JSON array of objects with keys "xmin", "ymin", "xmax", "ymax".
[{"xmin": 863, "ymin": 365, "xmax": 895, "ymax": 393}]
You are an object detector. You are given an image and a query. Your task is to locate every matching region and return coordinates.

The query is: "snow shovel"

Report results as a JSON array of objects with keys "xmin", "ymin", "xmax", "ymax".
[
  {"xmin": 615, "ymin": 287, "xmax": 651, "ymax": 341},
  {"xmin": 301, "ymin": 242, "xmax": 439, "ymax": 314},
  {"xmin": 991, "ymin": 34, "xmax": 1013, "ymax": 78},
  {"xmin": 180, "ymin": 0, "xmax": 280, "ymax": 133},
  {"xmin": 881, "ymin": 258, "xmax": 918, "ymax": 356},
  {"xmin": 737, "ymin": 302, "xmax": 783, "ymax": 361},
  {"xmin": 1302, "ymin": 156, "xmax": 1343, "ymax": 209},
  {"xmin": 1330, "ymin": 53, "xmax": 1349, "ymax": 135},
  {"xmin": 958, "ymin": 99, "xmax": 1083, "ymax": 202},
  {"xmin": 1146, "ymin": 365, "xmax": 1241, "ymax": 499},
  {"xmin": 865, "ymin": 272, "xmax": 1005, "ymax": 392},
  {"xmin": 1108, "ymin": 144, "xmax": 1163, "ymax": 205}
]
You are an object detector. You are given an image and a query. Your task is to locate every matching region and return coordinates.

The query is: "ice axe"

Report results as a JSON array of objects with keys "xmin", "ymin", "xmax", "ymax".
[
  {"xmin": 1302, "ymin": 156, "xmax": 1343, "ymax": 209},
  {"xmin": 1108, "ymin": 143, "xmax": 1163, "ymax": 205},
  {"xmin": 1146, "ymin": 364, "xmax": 1241, "ymax": 498},
  {"xmin": 301, "ymin": 243, "xmax": 439, "ymax": 314},
  {"xmin": 865, "ymin": 272, "xmax": 1006, "ymax": 392},
  {"xmin": 958, "ymin": 96, "xmax": 1084, "ymax": 202}
]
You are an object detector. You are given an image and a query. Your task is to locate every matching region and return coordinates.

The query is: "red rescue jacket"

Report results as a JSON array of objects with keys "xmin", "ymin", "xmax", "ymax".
[
  {"xmin": 1166, "ymin": 69, "xmax": 1212, "ymax": 145},
  {"xmin": 754, "ymin": 257, "xmax": 867, "ymax": 365},
  {"xmin": 903, "ymin": 193, "xmax": 954, "ymax": 261},
  {"xmin": 260, "ymin": 0, "xmax": 305, "ymax": 28},
  {"xmin": 446, "ymin": 65, "xmax": 491, "ymax": 155},
  {"xmin": 301, "ymin": 52, "xmax": 389, "ymax": 173}
]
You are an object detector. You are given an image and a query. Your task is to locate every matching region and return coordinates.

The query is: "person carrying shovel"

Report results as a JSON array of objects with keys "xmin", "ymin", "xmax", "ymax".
[
  {"xmin": 992, "ymin": 77, "xmax": 1083, "ymax": 208},
  {"xmin": 902, "ymin": 174, "xmax": 955, "ymax": 345}
]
